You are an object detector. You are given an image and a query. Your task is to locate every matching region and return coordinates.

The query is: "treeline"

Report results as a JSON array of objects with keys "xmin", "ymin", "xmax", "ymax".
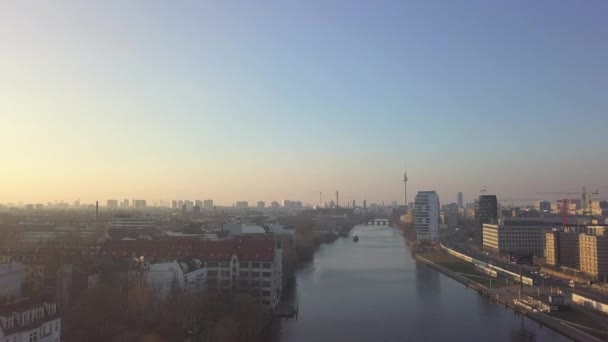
[{"xmin": 63, "ymin": 285, "xmax": 270, "ymax": 342}]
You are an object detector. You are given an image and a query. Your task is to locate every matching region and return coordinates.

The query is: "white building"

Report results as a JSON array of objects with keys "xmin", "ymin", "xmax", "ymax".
[
  {"xmin": 414, "ymin": 191, "xmax": 440, "ymax": 241},
  {"xmin": 109, "ymin": 217, "xmax": 156, "ymax": 230},
  {"xmin": 141, "ymin": 258, "xmax": 206, "ymax": 302},
  {"xmin": 203, "ymin": 200, "xmax": 214, "ymax": 210},
  {"xmin": 0, "ymin": 298, "xmax": 61, "ymax": 342},
  {"xmin": 0, "ymin": 263, "xmax": 23, "ymax": 300},
  {"xmin": 223, "ymin": 224, "xmax": 266, "ymax": 236}
]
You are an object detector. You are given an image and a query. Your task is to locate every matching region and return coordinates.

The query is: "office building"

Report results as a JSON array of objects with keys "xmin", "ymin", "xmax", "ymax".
[
  {"xmin": 457, "ymin": 192, "xmax": 464, "ymax": 209},
  {"xmin": 579, "ymin": 234, "xmax": 608, "ymax": 280},
  {"xmin": 483, "ymin": 219, "xmax": 554, "ymax": 256},
  {"xmin": 476, "ymin": 195, "xmax": 498, "ymax": 243},
  {"xmin": 414, "ymin": 191, "xmax": 440, "ymax": 241},
  {"xmin": 545, "ymin": 231, "xmax": 580, "ymax": 268}
]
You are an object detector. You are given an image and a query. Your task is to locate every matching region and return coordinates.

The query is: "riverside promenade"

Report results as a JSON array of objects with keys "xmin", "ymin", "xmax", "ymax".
[{"xmin": 414, "ymin": 253, "xmax": 605, "ymax": 342}]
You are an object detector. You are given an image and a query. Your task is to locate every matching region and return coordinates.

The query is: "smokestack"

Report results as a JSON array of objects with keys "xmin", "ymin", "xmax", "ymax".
[{"xmin": 336, "ymin": 190, "xmax": 339, "ymax": 207}]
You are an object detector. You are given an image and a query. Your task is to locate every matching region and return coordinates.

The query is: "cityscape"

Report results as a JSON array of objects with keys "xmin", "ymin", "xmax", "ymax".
[{"xmin": 2, "ymin": 1, "xmax": 608, "ymax": 342}]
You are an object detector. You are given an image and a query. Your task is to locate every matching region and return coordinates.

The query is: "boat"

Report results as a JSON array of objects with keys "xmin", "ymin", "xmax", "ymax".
[{"xmin": 353, "ymin": 235, "xmax": 359, "ymax": 242}]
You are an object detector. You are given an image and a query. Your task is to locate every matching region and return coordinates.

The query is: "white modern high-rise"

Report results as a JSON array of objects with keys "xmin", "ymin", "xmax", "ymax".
[{"xmin": 414, "ymin": 191, "xmax": 439, "ymax": 241}]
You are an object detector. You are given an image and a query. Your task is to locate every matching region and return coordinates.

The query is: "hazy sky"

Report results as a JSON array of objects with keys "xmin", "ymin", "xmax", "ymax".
[{"xmin": 1, "ymin": 1, "xmax": 608, "ymax": 205}]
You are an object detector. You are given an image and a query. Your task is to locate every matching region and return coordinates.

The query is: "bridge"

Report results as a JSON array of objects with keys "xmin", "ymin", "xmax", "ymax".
[{"xmin": 367, "ymin": 218, "xmax": 390, "ymax": 225}]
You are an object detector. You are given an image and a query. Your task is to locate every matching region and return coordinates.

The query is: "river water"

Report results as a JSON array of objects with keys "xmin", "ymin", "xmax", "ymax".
[{"xmin": 278, "ymin": 225, "xmax": 570, "ymax": 342}]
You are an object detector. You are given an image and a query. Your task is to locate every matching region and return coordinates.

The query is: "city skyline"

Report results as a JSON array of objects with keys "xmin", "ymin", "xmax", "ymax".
[{"xmin": 2, "ymin": 1, "xmax": 608, "ymax": 204}]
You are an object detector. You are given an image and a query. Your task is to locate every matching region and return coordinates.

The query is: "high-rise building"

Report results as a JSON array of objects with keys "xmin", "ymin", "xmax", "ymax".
[
  {"xmin": 178, "ymin": 200, "xmax": 184, "ymax": 209},
  {"xmin": 171, "ymin": 200, "xmax": 178, "ymax": 209},
  {"xmin": 235, "ymin": 201, "xmax": 248, "ymax": 209},
  {"xmin": 203, "ymin": 199, "xmax": 214, "ymax": 210},
  {"xmin": 121, "ymin": 199, "xmax": 129, "ymax": 208},
  {"xmin": 107, "ymin": 200, "xmax": 118, "ymax": 209},
  {"xmin": 257, "ymin": 201, "xmax": 265, "ymax": 208},
  {"xmin": 414, "ymin": 191, "xmax": 439, "ymax": 241},
  {"xmin": 476, "ymin": 195, "xmax": 498, "ymax": 244},
  {"xmin": 363, "ymin": 200, "xmax": 367, "ymax": 209},
  {"xmin": 457, "ymin": 192, "xmax": 464, "ymax": 209},
  {"xmin": 133, "ymin": 200, "xmax": 147, "ymax": 210},
  {"xmin": 270, "ymin": 201, "xmax": 280, "ymax": 209},
  {"xmin": 352, "ymin": 200, "xmax": 356, "ymax": 208},
  {"xmin": 403, "ymin": 170, "xmax": 408, "ymax": 205},
  {"xmin": 195, "ymin": 200, "xmax": 203, "ymax": 208},
  {"xmin": 535, "ymin": 200, "xmax": 551, "ymax": 213}
]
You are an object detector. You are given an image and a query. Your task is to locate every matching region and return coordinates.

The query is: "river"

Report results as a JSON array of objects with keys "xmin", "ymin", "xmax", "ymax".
[{"xmin": 277, "ymin": 225, "xmax": 571, "ymax": 342}]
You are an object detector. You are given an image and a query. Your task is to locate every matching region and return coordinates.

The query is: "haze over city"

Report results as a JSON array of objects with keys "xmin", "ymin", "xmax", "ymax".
[{"xmin": 2, "ymin": 1, "xmax": 607, "ymax": 205}]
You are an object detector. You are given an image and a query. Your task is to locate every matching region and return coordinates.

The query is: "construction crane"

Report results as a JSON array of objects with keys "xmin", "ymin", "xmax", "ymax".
[{"xmin": 556, "ymin": 199, "xmax": 569, "ymax": 226}]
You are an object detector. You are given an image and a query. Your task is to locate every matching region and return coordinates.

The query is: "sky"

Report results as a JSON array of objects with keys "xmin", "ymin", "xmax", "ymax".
[{"xmin": 1, "ymin": 1, "xmax": 608, "ymax": 206}]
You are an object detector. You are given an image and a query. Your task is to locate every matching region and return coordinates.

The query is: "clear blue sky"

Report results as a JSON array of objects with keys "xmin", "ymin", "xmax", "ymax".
[{"xmin": 1, "ymin": 1, "xmax": 607, "ymax": 205}]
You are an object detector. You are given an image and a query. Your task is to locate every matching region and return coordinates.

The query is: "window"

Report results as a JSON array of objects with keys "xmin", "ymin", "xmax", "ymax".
[
  {"xmin": 262, "ymin": 272, "xmax": 271, "ymax": 278},
  {"xmin": 239, "ymin": 271, "xmax": 249, "ymax": 277},
  {"xmin": 29, "ymin": 332, "xmax": 38, "ymax": 342},
  {"xmin": 221, "ymin": 271, "xmax": 230, "ymax": 277},
  {"xmin": 207, "ymin": 261, "xmax": 218, "ymax": 267},
  {"xmin": 252, "ymin": 262, "xmax": 260, "ymax": 268},
  {"xmin": 262, "ymin": 281, "xmax": 271, "ymax": 287},
  {"xmin": 262, "ymin": 290, "xmax": 271, "ymax": 296},
  {"xmin": 207, "ymin": 270, "xmax": 218, "ymax": 277},
  {"xmin": 221, "ymin": 280, "xmax": 230, "ymax": 287},
  {"xmin": 251, "ymin": 280, "xmax": 260, "ymax": 287},
  {"xmin": 220, "ymin": 261, "xmax": 230, "ymax": 267},
  {"xmin": 239, "ymin": 261, "xmax": 249, "ymax": 268},
  {"xmin": 262, "ymin": 263, "xmax": 271, "ymax": 269},
  {"xmin": 251, "ymin": 272, "xmax": 260, "ymax": 277},
  {"xmin": 239, "ymin": 280, "xmax": 248, "ymax": 287},
  {"xmin": 262, "ymin": 300, "xmax": 270, "ymax": 305}
]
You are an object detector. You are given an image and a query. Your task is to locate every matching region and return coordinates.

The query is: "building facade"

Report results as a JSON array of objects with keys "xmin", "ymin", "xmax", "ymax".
[
  {"xmin": 0, "ymin": 298, "xmax": 61, "ymax": 342},
  {"xmin": 483, "ymin": 220, "xmax": 553, "ymax": 256},
  {"xmin": 414, "ymin": 191, "xmax": 439, "ymax": 241},
  {"xmin": 579, "ymin": 234, "xmax": 608, "ymax": 280}
]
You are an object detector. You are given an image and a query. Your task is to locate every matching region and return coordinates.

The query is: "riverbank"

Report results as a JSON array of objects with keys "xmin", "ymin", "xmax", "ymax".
[{"xmin": 413, "ymin": 253, "xmax": 604, "ymax": 342}]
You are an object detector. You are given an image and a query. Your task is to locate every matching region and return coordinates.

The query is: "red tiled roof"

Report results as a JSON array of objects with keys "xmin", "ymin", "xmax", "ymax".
[{"xmin": 100, "ymin": 238, "xmax": 275, "ymax": 262}]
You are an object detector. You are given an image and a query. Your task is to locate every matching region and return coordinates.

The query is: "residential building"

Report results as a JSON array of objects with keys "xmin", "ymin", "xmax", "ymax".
[
  {"xmin": 0, "ymin": 263, "xmax": 23, "ymax": 300},
  {"xmin": 106, "ymin": 200, "xmax": 118, "ymax": 209},
  {"xmin": 108, "ymin": 217, "xmax": 156, "ymax": 230},
  {"xmin": 203, "ymin": 200, "xmax": 214, "ymax": 210},
  {"xmin": 22, "ymin": 263, "xmax": 44, "ymax": 296},
  {"xmin": 457, "ymin": 192, "xmax": 464, "ymax": 209},
  {"xmin": 56, "ymin": 263, "xmax": 101, "ymax": 309},
  {"xmin": 483, "ymin": 219, "xmax": 554, "ymax": 256},
  {"xmin": 270, "ymin": 201, "xmax": 280, "ymax": 209},
  {"xmin": 257, "ymin": 201, "xmax": 265, "ymax": 208},
  {"xmin": 171, "ymin": 200, "xmax": 178, "ymax": 209},
  {"xmin": 195, "ymin": 200, "xmax": 203, "ymax": 209},
  {"xmin": 414, "ymin": 191, "xmax": 439, "ymax": 241},
  {"xmin": 100, "ymin": 238, "xmax": 283, "ymax": 309},
  {"xmin": 223, "ymin": 224, "xmax": 265, "ymax": 236},
  {"xmin": 140, "ymin": 258, "xmax": 205, "ymax": 303},
  {"xmin": 132, "ymin": 200, "xmax": 147, "ymax": 210},
  {"xmin": 0, "ymin": 297, "xmax": 61, "ymax": 342},
  {"xmin": 235, "ymin": 201, "xmax": 248, "ymax": 209},
  {"xmin": 579, "ymin": 234, "xmax": 608, "ymax": 280}
]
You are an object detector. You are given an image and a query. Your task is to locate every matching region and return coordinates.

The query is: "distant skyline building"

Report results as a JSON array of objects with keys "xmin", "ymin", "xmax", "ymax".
[
  {"xmin": 457, "ymin": 192, "xmax": 464, "ymax": 209},
  {"xmin": 195, "ymin": 200, "xmax": 203, "ymax": 208},
  {"xmin": 414, "ymin": 191, "xmax": 439, "ymax": 241},
  {"xmin": 403, "ymin": 170, "xmax": 408, "ymax": 205},
  {"xmin": 363, "ymin": 200, "xmax": 367, "ymax": 209},
  {"xmin": 107, "ymin": 199, "xmax": 118, "ymax": 209},
  {"xmin": 203, "ymin": 199, "xmax": 214, "ymax": 210},
  {"xmin": 171, "ymin": 200, "xmax": 177, "ymax": 209},
  {"xmin": 270, "ymin": 201, "xmax": 280, "ymax": 209},
  {"xmin": 257, "ymin": 201, "xmax": 265, "ymax": 208}
]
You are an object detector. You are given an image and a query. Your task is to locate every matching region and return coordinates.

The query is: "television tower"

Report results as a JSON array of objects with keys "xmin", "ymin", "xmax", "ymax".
[{"xmin": 403, "ymin": 169, "xmax": 408, "ymax": 205}]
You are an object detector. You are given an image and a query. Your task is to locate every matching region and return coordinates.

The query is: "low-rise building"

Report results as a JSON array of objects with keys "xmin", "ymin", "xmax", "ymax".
[
  {"xmin": 101, "ymin": 238, "xmax": 282, "ymax": 309},
  {"xmin": 483, "ymin": 220, "xmax": 556, "ymax": 256},
  {"xmin": 0, "ymin": 297, "xmax": 61, "ymax": 342}
]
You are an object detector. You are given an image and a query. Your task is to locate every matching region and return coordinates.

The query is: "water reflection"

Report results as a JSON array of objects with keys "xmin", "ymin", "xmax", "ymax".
[{"xmin": 279, "ymin": 225, "xmax": 570, "ymax": 342}]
